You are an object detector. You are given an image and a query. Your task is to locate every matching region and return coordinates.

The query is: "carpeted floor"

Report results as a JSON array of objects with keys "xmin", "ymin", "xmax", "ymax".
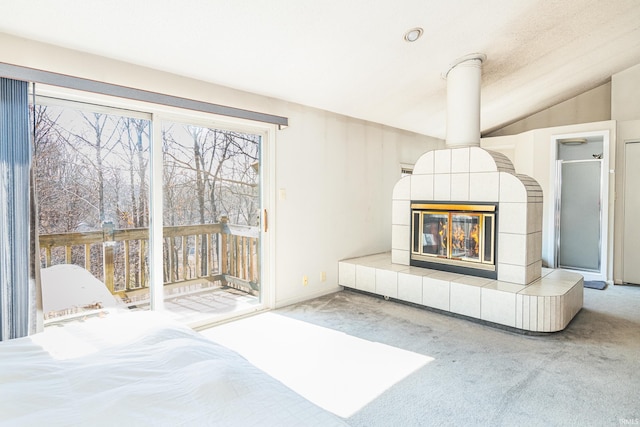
[{"xmin": 272, "ymin": 284, "xmax": 640, "ymax": 426}]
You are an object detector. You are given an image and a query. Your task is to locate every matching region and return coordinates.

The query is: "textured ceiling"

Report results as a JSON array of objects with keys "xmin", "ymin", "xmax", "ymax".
[{"xmin": 1, "ymin": 0, "xmax": 639, "ymax": 138}]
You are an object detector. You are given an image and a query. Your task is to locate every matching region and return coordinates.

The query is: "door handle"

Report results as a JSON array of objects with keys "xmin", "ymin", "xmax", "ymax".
[{"xmin": 264, "ymin": 209, "xmax": 268, "ymax": 232}]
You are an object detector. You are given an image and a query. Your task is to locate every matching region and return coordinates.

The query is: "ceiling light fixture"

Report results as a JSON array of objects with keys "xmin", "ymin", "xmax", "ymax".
[
  {"xmin": 403, "ymin": 27, "xmax": 423, "ymax": 42},
  {"xmin": 558, "ymin": 138, "xmax": 588, "ymax": 145}
]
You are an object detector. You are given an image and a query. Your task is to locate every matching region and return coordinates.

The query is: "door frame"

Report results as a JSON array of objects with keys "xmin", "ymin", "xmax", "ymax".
[
  {"xmin": 622, "ymin": 140, "xmax": 640, "ymax": 284},
  {"xmin": 551, "ymin": 130, "xmax": 610, "ymax": 282}
]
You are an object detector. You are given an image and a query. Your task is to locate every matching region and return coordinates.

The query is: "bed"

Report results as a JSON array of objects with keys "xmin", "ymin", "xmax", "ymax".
[{"xmin": 0, "ymin": 310, "xmax": 349, "ymax": 426}]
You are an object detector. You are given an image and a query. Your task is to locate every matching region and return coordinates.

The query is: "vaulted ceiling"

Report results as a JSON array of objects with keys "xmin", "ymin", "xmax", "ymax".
[{"xmin": 1, "ymin": 0, "xmax": 639, "ymax": 138}]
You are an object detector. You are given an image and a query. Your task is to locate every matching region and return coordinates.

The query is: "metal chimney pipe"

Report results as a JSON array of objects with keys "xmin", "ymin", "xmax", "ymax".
[{"xmin": 445, "ymin": 54, "xmax": 485, "ymax": 148}]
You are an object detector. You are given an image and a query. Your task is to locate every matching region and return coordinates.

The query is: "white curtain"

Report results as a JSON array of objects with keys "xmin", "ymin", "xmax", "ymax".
[{"xmin": 0, "ymin": 77, "xmax": 41, "ymax": 341}]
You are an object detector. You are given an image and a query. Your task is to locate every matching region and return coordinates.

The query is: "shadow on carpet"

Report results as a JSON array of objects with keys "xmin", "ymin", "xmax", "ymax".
[{"xmin": 584, "ymin": 280, "xmax": 607, "ymax": 290}]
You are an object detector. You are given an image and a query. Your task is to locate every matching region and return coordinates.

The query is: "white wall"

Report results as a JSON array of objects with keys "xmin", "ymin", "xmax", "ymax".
[
  {"xmin": 483, "ymin": 62, "xmax": 640, "ymax": 285},
  {"xmin": 0, "ymin": 33, "xmax": 443, "ymax": 308},
  {"xmin": 486, "ymin": 83, "xmax": 612, "ymax": 137},
  {"xmin": 612, "ymin": 63, "xmax": 640, "ymax": 283},
  {"xmin": 482, "ymin": 121, "xmax": 616, "ymax": 282},
  {"xmin": 612, "ymin": 63, "xmax": 640, "ymax": 121}
]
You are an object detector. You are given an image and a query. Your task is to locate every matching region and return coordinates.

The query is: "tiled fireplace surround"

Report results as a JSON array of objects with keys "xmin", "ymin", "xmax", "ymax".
[
  {"xmin": 338, "ymin": 147, "xmax": 584, "ymax": 332},
  {"xmin": 394, "ymin": 146, "xmax": 541, "ymax": 284}
]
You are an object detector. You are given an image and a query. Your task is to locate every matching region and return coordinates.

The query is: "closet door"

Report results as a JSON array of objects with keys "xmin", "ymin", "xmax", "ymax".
[{"xmin": 624, "ymin": 141, "xmax": 640, "ymax": 284}]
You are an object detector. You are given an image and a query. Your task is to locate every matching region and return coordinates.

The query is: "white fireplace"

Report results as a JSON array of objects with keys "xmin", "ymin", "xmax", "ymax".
[
  {"xmin": 391, "ymin": 54, "xmax": 543, "ymax": 285},
  {"xmin": 338, "ymin": 54, "xmax": 582, "ymax": 332},
  {"xmin": 391, "ymin": 146, "xmax": 543, "ymax": 285}
]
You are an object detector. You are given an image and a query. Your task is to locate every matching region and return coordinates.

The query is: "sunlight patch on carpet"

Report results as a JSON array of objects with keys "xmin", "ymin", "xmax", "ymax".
[{"xmin": 200, "ymin": 312, "xmax": 433, "ymax": 418}]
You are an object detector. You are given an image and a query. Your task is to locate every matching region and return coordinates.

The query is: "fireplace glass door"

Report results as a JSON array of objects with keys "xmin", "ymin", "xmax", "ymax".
[
  {"xmin": 451, "ymin": 214, "xmax": 481, "ymax": 262},
  {"xmin": 418, "ymin": 213, "xmax": 448, "ymax": 256},
  {"xmin": 411, "ymin": 204, "xmax": 495, "ymax": 269}
]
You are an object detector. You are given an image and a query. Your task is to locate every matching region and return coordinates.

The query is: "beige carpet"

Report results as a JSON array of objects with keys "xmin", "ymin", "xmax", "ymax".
[{"xmin": 203, "ymin": 284, "xmax": 640, "ymax": 425}]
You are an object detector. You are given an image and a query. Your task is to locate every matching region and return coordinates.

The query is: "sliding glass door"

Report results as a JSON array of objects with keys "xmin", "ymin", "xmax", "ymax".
[{"xmin": 33, "ymin": 92, "xmax": 269, "ymax": 326}]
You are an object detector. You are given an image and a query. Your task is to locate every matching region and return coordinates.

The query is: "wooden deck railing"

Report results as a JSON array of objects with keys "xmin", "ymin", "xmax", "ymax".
[{"xmin": 38, "ymin": 216, "xmax": 259, "ymax": 298}]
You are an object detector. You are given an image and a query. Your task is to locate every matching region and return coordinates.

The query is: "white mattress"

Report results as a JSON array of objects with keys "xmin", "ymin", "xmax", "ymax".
[{"xmin": 0, "ymin": 311, "xmax": 348, "ymax": 426}]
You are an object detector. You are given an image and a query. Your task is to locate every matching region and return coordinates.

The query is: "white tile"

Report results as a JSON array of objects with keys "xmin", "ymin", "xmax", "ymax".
[
  {"xmin": 429, "ymin": 271, "xmax": 463, "ymax": 282},
  {"xmin": 434, "ymin": 174, "xmax": 451, "ymax": 200},
  {"xmin": 529, "ymin": 296, "xmax": 538, "ymax": 332},
  {"xmin": 422, "ymin": 275, "xmax": 450, "ymax": 311},
  {"xmin": 497, "ymin": 263, "xmax": 526, "ymax": 284},
  {"xmin": 371, "ymin": 258, "xmax": 410, "ymax": 271},
  {"xmin": 481, "ymin": 287, "xmax": 516, "ymax": 327},
  {"xmin": 483, "ymin": 280, "xmax": 526, "ymax": 293},
  {"xmin": 549, "ymin": 296, "xmax": 558, "ymax": 332},
  {"xmin": 518, "ymin": 174, "xmax": 543, "ymax": 203},
  {"xmin": 338, "ymin": 262, "xmax": 356, "ymax": 288},
  {"xmin": 376, "ymin": 269, "xmax": 398, "ymax": 298},
  {"xmin": 499, "ymin": 173, "xmax": 527, "ymax": 203},
  {"xmin": 469, "ymin": 172, "xmax": 499, "ymax": 202},
  {"xmin": 392, "ymin": 176, "xmax": 411, "ymax": 200},
  {"xmin": 450, "ymin": 173, "xmax": 470, "ymax": 201},
  {"xmin": 451, "ymin": 148, "xmax": 470, "ymax": 173},
  {"xmin": 452, "ymin": 275, "xmax": 493, "ymax": 287},
  {"xmin": 392, "ymin": 200, "xmax": 410, "ymax": 226},
  {"xmin": 525, "ymin": 260, "xmax": 542, "ymax": 284},
  {"xmin": 543, "ymin": 296, "xmax": 551, "ymax": 332},
  {"xmin": 357, "ymin": 253, "xmax": 393, "ymax": 266},
  {"xmin": 498, "ymin": 233, "xmax": 527, "ymax": 266},
  {"xmin": 401, "ymin": 266, "xmax": 439, "ymax": 276},
  {"xmin": 391, "ymin": 249, "xmax": 410, "ymax": 265},
  {"xmin": 545, "ymin": 269, "xmax": 583, "ymax": 283},
  {"xmin": 487, "ymin": 150, "xmax": 516, "ymax": 173},
  {"xmin": 469, "ymin": 147, "xmax": 498, "ymax": 172},
  {"xmin": 537, "ymin": 296, "xmax": 545, "ymax": 332},
  {"xmin": 527, "ymin": 202, "xmax": 543, "ymax": 233},
  {"xmin": 526, "ymin": 232, "xmax": 542, "ymax": 265},
  {"xmin": 498, "ymin": 202, "xmax": 527, "ymax": 234},
  {"xmin": 450, "ymin": 281, "xmax": 481, "ymax": 318},
  {"xmin": 434, "ymin": 149, "xmax": 451, "ymax": 174},
  {"xmin": 516, "ymin": 294, "xmax": 525, "ymax": 329},
  {"xmin": 355, "ymin": 265, "xmax": 376, "ymax": 293},
  {"xmin": 392, "ymin": 224, "xmax": 410, "ymax": 251},
  {"xmin": 398, "ymin": 272, "xmax": 422, "ymax": 304},
  {"xmin": 410, "ymin": 174, "xmax": 434, "ymax": 201},
  {"xmin": 413, "ymin": 150, "xmax": 435, "ymax": 175}
]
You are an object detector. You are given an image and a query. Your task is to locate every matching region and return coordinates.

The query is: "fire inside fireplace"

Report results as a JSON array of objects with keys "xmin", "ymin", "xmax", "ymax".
[{"xmin": 410, "ymin": 203, "xmax": 497, "ymax": 279}]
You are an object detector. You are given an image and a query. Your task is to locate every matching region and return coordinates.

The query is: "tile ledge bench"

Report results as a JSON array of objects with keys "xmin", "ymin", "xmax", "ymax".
[{"xmin": 338, "ymin": 252, "xmax": 583, "ymax": 333}]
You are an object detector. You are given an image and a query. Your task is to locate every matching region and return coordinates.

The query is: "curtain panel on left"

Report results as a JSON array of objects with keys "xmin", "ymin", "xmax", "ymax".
[{"xmin": 0, "ymin": 77, "xmax": 42, "ymax": 341}]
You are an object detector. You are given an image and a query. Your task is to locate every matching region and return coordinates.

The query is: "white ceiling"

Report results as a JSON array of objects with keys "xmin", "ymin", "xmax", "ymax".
[{"xmin": 1, "ymin": 0, "xmax": 640, "ymax": 138}]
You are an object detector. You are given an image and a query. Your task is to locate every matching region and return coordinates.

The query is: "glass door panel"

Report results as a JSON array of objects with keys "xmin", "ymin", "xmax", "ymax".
[
  {"xmin": 558, "ymin": 160, "xmax": 601, "ymax": 271},
  {"xmin": 33, "ymin": 101, "xmax": 151, "ymax": 321},
  {"xmin": 451, "ymin": 214, "xmax": 481, "ymax": 262},
  {"xmin": 161, "ymin": 121, "xmax": 261, "ymax": 324},
  {"xmin": 421, "ymin": 213, "xmax": 448, "ymax": 256}
]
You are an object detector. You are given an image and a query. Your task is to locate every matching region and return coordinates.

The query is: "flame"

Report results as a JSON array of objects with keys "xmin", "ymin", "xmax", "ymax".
[
  {"xmin": 470, "ymin": 224, "xmax": 479, "ymax": 257},
  {"xmin": 438, "ymin": 220, "xmax": 447, "ymax": 255},
  {"xmin": 452, "ymin": 222, "xmax": 479, "ymax": 258},
  {"xmin": 452, "ymin": 224, "xmax": 465, "ymax": 252}
]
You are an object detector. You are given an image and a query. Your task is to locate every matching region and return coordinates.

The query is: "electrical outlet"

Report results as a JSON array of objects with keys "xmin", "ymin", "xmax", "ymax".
[
  {"xmin": 303, "ymin": 275, "xmax": 308, "ymax": 286},
  {"xmin": 321, "ymin": 271, "xmax": 326, "ymax": 282}
]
